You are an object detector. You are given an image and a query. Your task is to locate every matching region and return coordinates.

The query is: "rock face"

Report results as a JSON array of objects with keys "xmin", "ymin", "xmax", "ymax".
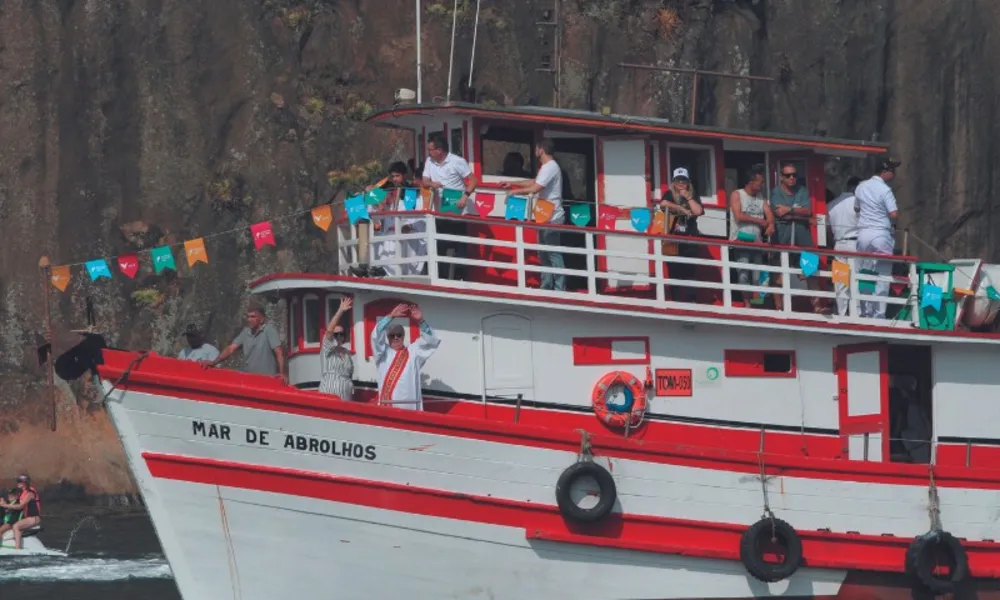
[{"xmin": 0, "ymin": 0, "xmax": 998, "ymax": 495}]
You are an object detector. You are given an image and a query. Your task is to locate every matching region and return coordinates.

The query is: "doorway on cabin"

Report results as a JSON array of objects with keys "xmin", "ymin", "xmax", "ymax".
[
  {"xmin": 887, "ymin": 344, "xmax": 933, "ymax": 464},
  {"xmin": 550, "ymin": 136, "xmax": 597, "ymax": 292}
]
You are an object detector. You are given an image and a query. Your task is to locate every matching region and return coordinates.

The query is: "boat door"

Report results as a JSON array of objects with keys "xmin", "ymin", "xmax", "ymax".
[
  {"xmin": 834, "ymin": 343, "xmax": 889, "ymax": 461},
  {"xmin": 482, "ymin": 314, "xmax": 535, "ymax": 401},
  {"xmin": 599, "ymin": 137, "xmax": 652, "ymax": 291}
]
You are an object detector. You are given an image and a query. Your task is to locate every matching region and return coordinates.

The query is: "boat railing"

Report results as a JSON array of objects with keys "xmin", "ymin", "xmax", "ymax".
[{"xmin": 338, "ymin": 210, "xmax": 921, "ymax": 328}]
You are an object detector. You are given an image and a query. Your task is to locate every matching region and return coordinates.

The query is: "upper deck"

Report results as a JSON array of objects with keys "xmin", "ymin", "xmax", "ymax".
[{"xmin": 258, "ymin": 103, "xmax": 1000, "ymax": 343}]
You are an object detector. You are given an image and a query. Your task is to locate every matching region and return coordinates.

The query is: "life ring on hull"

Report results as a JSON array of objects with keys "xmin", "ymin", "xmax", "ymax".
[
  {"xmin": 555, "ymin": 462, "xmax": 618, "ymax": 524},
  {"xmin": 739, "ymin": 518, "xmax": 803, "ymax": 583},
  {"xmin": 591, "ymin": 371, "xmax": 647, "ymax": 429},
  {"xmin": 905, "ymin": 530, "xmax": 968, "ymax": 595}
]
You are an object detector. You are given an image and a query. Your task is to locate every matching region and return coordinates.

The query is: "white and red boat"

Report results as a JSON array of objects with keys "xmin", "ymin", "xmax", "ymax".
[{"xmin": 94, "ymin": 103, "xmax": 1000, "ymax": 599}]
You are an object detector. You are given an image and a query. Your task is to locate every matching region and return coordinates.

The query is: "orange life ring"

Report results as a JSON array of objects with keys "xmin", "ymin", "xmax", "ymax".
[{"xmin": 592, "ymin": 371, "xmax": 647, "ymax": 429}]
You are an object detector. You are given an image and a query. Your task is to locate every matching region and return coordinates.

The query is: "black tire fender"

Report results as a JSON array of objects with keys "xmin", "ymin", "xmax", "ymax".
[
  {"xmin": 739, "ymin": 517, "xmax": 804, "ymax": 583},
  {"xmin": 906, "ymin": 530, "xmax": 968, "ymax": 595},
  {"xmin": 555, "ymin": 461, "xmax": 617, "ymax": 524}
]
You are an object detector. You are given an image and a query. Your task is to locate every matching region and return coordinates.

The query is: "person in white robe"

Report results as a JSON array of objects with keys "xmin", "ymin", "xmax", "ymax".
[{"xmin": 371, "ymin": 303, "xmax": 440, "ymax": 410}]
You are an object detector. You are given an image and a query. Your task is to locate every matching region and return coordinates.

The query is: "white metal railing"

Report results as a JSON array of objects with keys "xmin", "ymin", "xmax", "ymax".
[{"xmin": 337, "ymin": 210, "xmax": 923, "ymax": 329}]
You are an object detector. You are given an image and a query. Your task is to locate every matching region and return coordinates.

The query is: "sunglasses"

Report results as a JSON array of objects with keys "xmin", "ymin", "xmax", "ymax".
[
  {"xmin": 388, "ymin": 333, "xmax": 404, "ymax": 339},
  {"xmin": 782, "ymin": 172, "xmax": 797, "ymax": 178},
  {"xmin": 333, "ymin": 331, "xmax": 347, "ymax": 338}
]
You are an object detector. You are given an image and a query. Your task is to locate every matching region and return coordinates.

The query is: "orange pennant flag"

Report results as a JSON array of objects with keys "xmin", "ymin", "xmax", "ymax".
[
  {"xmin": 831, "ymin": 260, "xmax": 850, "ymax": 286},
  {"xmin": 421, "ymin": 188, "xmax": 433, "ymax": 209},
  {"xmin": 50, "ymin": 265, "xmax": 71, "ymax": 292},
  {"xmin": 311, "ymin": 205, "xmax": 333, "ymax": 231},
  {"xmin": 649, "ymin": 210, "xmax": 666, "ymax": 235},
  {"xmin": 184, "ymin": 238, "xmax": 209, "ymax": 267},
  {"xmin": 533, "ymin": 199, "xmax": 555, "ymax": 223}
]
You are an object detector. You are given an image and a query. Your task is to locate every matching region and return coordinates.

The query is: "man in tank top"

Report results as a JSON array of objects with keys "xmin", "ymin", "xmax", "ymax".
[{"xmin": 729, "ymin": 165, "xmax": 775, "ymax": 301}]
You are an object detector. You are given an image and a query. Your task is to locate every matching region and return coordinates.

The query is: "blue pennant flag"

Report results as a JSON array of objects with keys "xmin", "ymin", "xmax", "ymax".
[
  {"xmin": 799, "ymin": 251, "xmax": 819, "ymax": 278},
  {"xmin": 345, "ymin": 194, "xmax": 369, "ymax": 225},
  {"xmin": 921, "ymin": 284, "xmax": 943, "ymax": 311},
  {"xmin": 402, "ymin": 188, "xmax": 418, "ymax": 210},
  {"xmin": 505, "ymin": 196, "xmax": 528, "ymax": 221},
  {"xmin": 629, "ymin": 208, "xmax": 651, "ymax": 233},
  {"xmin": 569, "ymin": 204, "xmax": 591, "ymax": 227},
  {"xmin": 85, "ymin": 259, "xmax": 112, "ymax": 281}
]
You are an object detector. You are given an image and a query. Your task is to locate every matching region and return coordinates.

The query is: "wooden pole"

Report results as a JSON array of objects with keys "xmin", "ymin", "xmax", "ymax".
[{"xmin": 38, "ymin": 256, "xmax": 57, "ymax": 432}]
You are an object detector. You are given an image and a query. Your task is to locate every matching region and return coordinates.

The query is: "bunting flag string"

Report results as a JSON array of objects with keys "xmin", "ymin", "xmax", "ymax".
[
  {"xmin": 799, "ymin": 251, "xmax": 820, "ymax": 278},
  {"xmin": 50, "ymin": 265, "xmax": 71, "ymax": 291},
  {"xmin": 151, "ymin": 246, "xmax": 176, "ymax": 274},
  {"xmin": 311, "ymin": 205, "xmax": 333, "ymax": 231}
]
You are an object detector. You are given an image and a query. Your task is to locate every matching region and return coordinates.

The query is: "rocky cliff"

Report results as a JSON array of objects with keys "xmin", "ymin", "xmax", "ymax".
[{"xmin": 1, "ymin": 0, "xmax": 998, "ymax": 497}]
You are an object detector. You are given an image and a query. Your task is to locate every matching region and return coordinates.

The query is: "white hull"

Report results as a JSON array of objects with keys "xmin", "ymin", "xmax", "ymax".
[{"xmin": 0, "ymin": 533, "xmax": 66, "ymax": 557}]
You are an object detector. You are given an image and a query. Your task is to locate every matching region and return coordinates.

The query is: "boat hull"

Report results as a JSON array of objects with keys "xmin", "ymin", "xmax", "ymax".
[{"xmin": 99, "ymin": 370, "xmax": 1000, "ymax": 599}]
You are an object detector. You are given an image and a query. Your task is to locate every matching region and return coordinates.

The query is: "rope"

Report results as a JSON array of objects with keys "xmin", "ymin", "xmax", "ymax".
[
  {"xmin": 217, "ymin": 485, "xmax": 243, "ymax": 600},
  {"xmin": 99, "ymin": 351, "xmax": 149, "ymax": 404},
  {"xmin": 928, "ymin": 466, "xmax": 942, "ymax": 533},
  {"xmin": 757, "ymin": 445, "xmax": 777, "ymax": 540}
]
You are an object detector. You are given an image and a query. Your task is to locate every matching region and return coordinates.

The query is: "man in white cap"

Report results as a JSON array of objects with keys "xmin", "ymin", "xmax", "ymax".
[
  {"xmin": 854, "ymin": 158, "xmax": 902, "ymax": 319},
  {"xmin": 371, "ymin": 303, "xmax": 441, "ymax": 410}
]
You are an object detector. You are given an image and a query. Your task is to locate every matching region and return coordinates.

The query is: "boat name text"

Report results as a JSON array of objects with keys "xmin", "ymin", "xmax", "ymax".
[{"xmin": 191, "ymin": 420, "xmax": 377, "ymax": 461}]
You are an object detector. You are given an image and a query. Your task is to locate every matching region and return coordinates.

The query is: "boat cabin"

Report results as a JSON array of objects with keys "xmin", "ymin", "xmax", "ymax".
[{"xmin": 251, "ymin": 103, "xmax": 1000, "ymax": 473}]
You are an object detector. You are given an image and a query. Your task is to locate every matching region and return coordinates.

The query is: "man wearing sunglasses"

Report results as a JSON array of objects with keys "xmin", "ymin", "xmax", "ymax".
[
  {"xmin": 371, "ymin": 303, "xmax": 441, "ymax": 410},
  {"xmin": 770, "ymin": 164, "xmax": 826, "ymax": 314}
]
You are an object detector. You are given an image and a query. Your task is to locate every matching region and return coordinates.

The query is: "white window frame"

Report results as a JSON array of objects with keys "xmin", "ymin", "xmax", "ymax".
[
  {"xmin": 289, "ymin": 296, "xmax": 301, "ymax": 351},
  {"xmin": 302, "ymin": 293, "xmax": 321, "ymax": 349},
  {"xmin": 666, "ymin": 141, "xmax": 718, "ymax": 207}
]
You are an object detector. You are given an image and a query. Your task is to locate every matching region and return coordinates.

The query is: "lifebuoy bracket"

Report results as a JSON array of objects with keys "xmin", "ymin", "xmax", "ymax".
[
  {"xmin": 906, "ymin": 530, "xmax": 968, "ymax": 595},
  {"xmin": 739, "ymin": 518, "xmax": 803, "ymax": 583},
  {"xmin": 555, "ymin": 461, "xmax": 617, "ymax": 524}
]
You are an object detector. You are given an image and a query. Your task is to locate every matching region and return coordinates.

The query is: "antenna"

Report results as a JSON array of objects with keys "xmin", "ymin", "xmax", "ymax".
[
  {"xmin": 535, "ymin": 1, "xmax": 561, "ymax": 107},
  {"xmin": 415, "ymin": 0, "xmax": 422, "ymax": 103}
]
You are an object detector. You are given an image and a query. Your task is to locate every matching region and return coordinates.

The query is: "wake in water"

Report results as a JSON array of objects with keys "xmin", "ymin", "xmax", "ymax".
[{"xmin": 0, "ymin": 555, "xmax": 173, "ymax": 582}]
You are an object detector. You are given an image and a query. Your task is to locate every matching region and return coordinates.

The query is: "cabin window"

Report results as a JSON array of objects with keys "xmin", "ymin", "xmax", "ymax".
[
  {"xmin": 290, "ymin": 297, "xmax": 302, "ymax": 350},
  {"xmin": 325, "ymin": 294, "xmax": 353, "ymax": 349},
  {"xmin": 724, "ymin": 350, "xmax": 797, "ymax": 378},
  {"xmin": 480, "ymin": 124, "xmax": 535, "ymax": 177},
  {"xmin": 668, "ymin": 144, "xmax": 716, "ymax": 205},
  {"xmin": 303, "ymin": 294, "xmax": 321, "ymax": 347},
  {"xmin": 451, "ymin": 126, "xmax": 464, "ymax": 158}
]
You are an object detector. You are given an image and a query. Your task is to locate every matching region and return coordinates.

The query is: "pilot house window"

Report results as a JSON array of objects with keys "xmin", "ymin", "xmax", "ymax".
[
  {"xmin": 724, "ymin": 350, "xmax": 797, "ymax": 378},
  {"xmin": 668, "ymin": 145, "xmax": 716, "ymax": 204}
]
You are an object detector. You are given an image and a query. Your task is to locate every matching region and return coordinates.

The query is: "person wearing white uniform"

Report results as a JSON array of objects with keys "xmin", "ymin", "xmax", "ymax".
[
  {"xmin": 506, "ymin": 138, "xmax": 566, "ymax": 291},
  {"xmin": 854, "ymin": 159, "xmax": 901, "ymax": 319},
  {"xmin": 371, "ymin": 303, "xmax": 441, "ymax": 411},
  {"xmin": 372, "ymin": 162, "xmax": 427, "ymax": 276},
  {"xmin": 422, "ymin": 132, "xmax": 479, "ymax": 280},
  {"xmin": 826, "ymin": 176, "xmax": 861, "ymax": 316}
]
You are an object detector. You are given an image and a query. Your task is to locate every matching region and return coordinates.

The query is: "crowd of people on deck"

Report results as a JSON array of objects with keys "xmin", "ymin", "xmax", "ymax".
[{"xmin": 0, "ymin": 474, "xmax": 42, "ymax": 550}]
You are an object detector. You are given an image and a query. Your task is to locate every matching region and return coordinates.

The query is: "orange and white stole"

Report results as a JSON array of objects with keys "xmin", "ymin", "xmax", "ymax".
[{"xmin": 378, "ymin": 347, "xmax": 410, "ymax": 406}]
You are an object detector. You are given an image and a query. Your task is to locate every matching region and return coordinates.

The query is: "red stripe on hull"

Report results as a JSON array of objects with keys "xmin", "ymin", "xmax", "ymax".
[
  {"xmin": 101, "ymin": 350, "xmax": 1000, "ymax": 490},
  {"xmin": 142, "ymin": 452, "xmax": 1000, "ymax": 581}
]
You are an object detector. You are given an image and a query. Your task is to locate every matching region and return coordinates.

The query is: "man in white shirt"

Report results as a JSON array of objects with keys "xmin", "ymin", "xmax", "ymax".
[
  {"xmin": 854, "ymin": 159, "xmax": 901, "ymax": 319},
  {"xmin": 506, "ymin": 138, "xmax": 566, "ymax": 291},
  {"xmin": 178, "ymin": 324, "xmax": 220, "ymax": 362},
  {"xmin": 422, "ymin": 132, "xmax": 479, "ymax": 280},
  {"xmin": 826, "ymin": 176, "xmax": 861, "ymax": 315}
]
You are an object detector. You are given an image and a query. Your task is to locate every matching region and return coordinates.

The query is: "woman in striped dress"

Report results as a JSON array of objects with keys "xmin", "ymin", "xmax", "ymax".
[{"xmin": 319, "ymin": 297, "xmax": 355, "ymax": 400}]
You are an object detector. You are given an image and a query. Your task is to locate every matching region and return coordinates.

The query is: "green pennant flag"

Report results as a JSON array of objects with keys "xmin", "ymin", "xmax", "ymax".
[
  {"xmin": 365, "ymin": 187, "xmax": 388, "ymax": 206},
  {"xmin": 987, "ymin": 285, "xmax": 1000, "ymax": 302},
  {"xmin": 441, "ymin": 189, "xmax": 463, "ymax": 214},
  {"xmin": 569, "ymin": 204, "xmax": 591, "ymax": 227},
  {"xmin": 150, "ymin": 246, "xmax": 176, "ymax": 274}
]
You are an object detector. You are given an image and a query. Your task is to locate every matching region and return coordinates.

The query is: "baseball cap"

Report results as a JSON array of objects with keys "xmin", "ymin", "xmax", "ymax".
[
  {"xmin": 672, "ymin": 167, "xmax": 690, "ymax": 181},
  {"xmin": 878, "ymin": 158, "xmax": 901, "ymax": 172},
  {"xmin": 183, "ymin": 324, "xmax": 201, "ymax": 337}
]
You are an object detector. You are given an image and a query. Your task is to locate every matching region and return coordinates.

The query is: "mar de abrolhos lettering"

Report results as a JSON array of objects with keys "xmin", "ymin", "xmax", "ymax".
[{"xmin": 191, "ymin": 420, "xmax": 377, "ymax": 461}]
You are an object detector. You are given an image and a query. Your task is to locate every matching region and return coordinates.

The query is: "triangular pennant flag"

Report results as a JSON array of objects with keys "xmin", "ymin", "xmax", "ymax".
[
  {"xmin": 569, "ymin": 204, "xmax": 591, "ymax": 227},
  {"xmin": 921, "ymin": 284, "xmax": 943, "ymax": 311},
  {"xmin": 799, "ymin": 251, "xmax": 820, "ymax": 278},
  {"xmin": 250, "ymin": 221, "xmax": 276, "ymax": 250},
  {"xmin": 988, "ymin": 285, "xmax": 1000, "ymax": 302},
  {"xmin": 311, "ymin": 205, "xmax": 333, "ymax": 231},
  {"xmin": 151, "ymin": 246, "xmax": 176, "ymax": 274},
  {"xmin": 533, "ymin": 199, "xmax": 555, "ymax": 223},
  {"xmin": 649, "ymin": 210, "xmax": 666, "ymax": 235},
  {"xmin": 505, "ymin": 196, "xmax": 528, "ymax": 221},
  {"xmin": 85, "ymin": 259, "xmax": 112, "ymax": 281},
  {"xmin": 441, "ymin": 189, "xmax": 464, "ymax": 214},
  {"xmin": 473, "ymin": 192, "xmax": 495, "ymax": 218},
  {"xmin": 402, "ymin": 188, "xmax": 419, "ymax": 211},
  {"xmin": 345, "ymin": 194, "xmax": 369, "ymax": 225},
  {"xmin": 365, "ymin": 187, "xmax": 388, "ymax": 206},
  {"xmin": 629, "ymin": 208, "xmax": 651, "ymax": 233},
  {"xmin": 117, "ymin": 254, "xmax": 139, "ymax": 279},
  {"xmin": 831, "ymin": 260, "xmax": 850, "ymax": 286},
  {"xmin": 597, "ymin": 205, "xmax": 618, "ymax": 230},
  {"xmin": 184, "ymin": 238, "xmax": 209, "ymax": 267},
  {"xmin": 50, "ymin": 265, "xmax": 71, "ymax": 292}
]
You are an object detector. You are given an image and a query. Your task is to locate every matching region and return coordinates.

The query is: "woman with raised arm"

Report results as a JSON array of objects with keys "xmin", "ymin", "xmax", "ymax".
[{"xmin": 319, "ymin": 297, "xmax": 355, "ymax": 401}]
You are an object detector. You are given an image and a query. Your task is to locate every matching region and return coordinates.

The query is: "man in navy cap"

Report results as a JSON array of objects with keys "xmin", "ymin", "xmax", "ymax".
[
  {"xmin": 854, "ymin": 158, "xmax": 902, "ymax": 318},
  {"xmin": 178, "ymin": 323, "xmax": 220, "ymax": 363}
]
